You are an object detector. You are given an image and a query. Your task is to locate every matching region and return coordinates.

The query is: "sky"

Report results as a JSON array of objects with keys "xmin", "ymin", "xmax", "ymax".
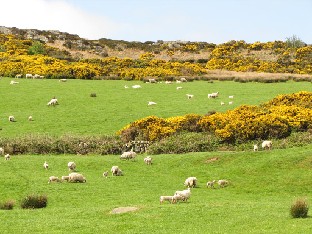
[{"xmin": 0, "ymin": 0, "xmax": 311, "ymax": 44}]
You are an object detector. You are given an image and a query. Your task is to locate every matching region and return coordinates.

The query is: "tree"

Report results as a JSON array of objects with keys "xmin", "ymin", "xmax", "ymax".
[
  {"xmin": 285, "ymin": 35, "xmax": 306, "ymax": 49},
  {"xmin": 28, "ymin": 41, "xmax": 46, "ymax": 55}
]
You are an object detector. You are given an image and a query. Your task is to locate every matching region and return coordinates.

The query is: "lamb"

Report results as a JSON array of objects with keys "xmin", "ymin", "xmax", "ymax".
[
  {"xmin": 176, "ymin": 86, "xmax": 183, "ymax": 90},
  {"xmin": 220, "ymin": 101, "xmax": 225, "ymax": 105},
  {"xmin": 186, "ymin": 94, "xmax": 194, "ymax": 99},
  {"xmin": 144, "ymin": 156, "xmax": 152, "ymax": 165},
  {"xmin": 43, "ymin": 161, "xmax": 49, "ymax": 170},
  {"xmin": 111, "ymin": 166, "xmax": 123, "ymax": 176},
  {"xmin": 103, "ymin": 171, "xmax": 108, "ymax": 178},
  {"xmin": 217, "ymin": 179, "xmax": 229, "ymax": 188},
  {"xmin": 61, "ymin": 176, "xmax": 70, "ymax": 182},
  {"xmin": 4, "ymin": 154, "xmax": 10, "ymax": 160},
  {"xmin": 68, "ymin": 172, "xmax": 86, "ymax": 183},
  {"xmin": 262, "ymin": 140, "xmax": 272, "ymax": 150},
  {"xmin": 47, "ymin": 98, "xmax": 58, "ymax": 106},
  {"xmin": 229, "ymin": 95, "xmax": 234, "ymax": 99},
  {"xmin": 148, "ymin": 101, "xmax": 157, "ymax": 106},
  {"xmin": 184, "ymin": 177, "xmax": 197, "ymax": 188},
  {"xmin": 229, "ymin": 101, "xmax": 233, "ymax": 105},
  {"xmin": 206, "ymin": 180, "xmax": 216, "ymax": 188},
  {"xmin": 0, "ymin": 147, "xmax": 4, "ymax": 155},
  {"xmin": 174, "ymin": 188, "xmax": 191, "ymax": 202},
  {"xmin": 8, "ymin": 116, "xmax": 15, "ymax": 122},
  {"xmin": 132, "ymin": 85, "xmax": 141, "ymax": 89},
  {"xmin": 68, "ymin": 161, "xmax": 76, "ymax": 171},
  {"xmin": 48, "ymin": 176, "xmax": 61, "ymax": 183},
  {"xmin": 180, "ymin": 77, "xmax": 187, "ymax": 82},
  {"xmin": 160, "ymin": 195, "xmax": 175, "ymax": 204},
  {"xmin": 253, "ymin": 144, "xmax": 259, "ymax": 151}
]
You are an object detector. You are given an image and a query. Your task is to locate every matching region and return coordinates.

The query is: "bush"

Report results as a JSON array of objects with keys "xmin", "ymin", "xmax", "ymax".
[
  {"xmin": 290, "ymin": 198, "xmax": 309, "ymax": 218},
  {"xmin": 21, "ymin": 194, "xmax": 48, "ymax": 209},
  {"xmin": 90, "ymin": 93, "xmax": 97, "ymax": 97},
  {"xmin": 0, "ymin": 200, "xmax": 15, "ymax": 210}
]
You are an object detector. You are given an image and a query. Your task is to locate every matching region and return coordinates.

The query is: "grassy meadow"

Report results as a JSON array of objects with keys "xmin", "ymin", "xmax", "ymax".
[
  {"xmin": 1, "ymin": 146, "xmax": 312, "ymax": 233},
  {"xmin": 0, "ymin": 77, "xmax": 312, "ymax": 138}
]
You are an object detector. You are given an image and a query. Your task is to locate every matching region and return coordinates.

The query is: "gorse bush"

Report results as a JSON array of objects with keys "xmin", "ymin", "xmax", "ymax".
[
  {"xmin": 0, "ymin": 200, "xmax": 15, "ymax": 210},
  {"xmin": 290, "ymin": 198, "xmax": 309, "ymax": 218},
  {"xmin": 21, "ymin": 194, "xmax": 47, "ymax": 209}
]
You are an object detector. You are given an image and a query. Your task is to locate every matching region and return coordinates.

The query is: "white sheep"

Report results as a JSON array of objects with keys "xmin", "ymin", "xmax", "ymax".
[
  {"xmin": 160, "ymin": 195, "xmax": 175, "ymax": 204},
  {"xmin": 206, "ymin": 180, "xmax": 216, "ymax": 188},
  {"xmin": 48, "ymin": 176, "xmax": 61, "ymax": 183},
  {"xmin": 8, "ymin": 116, "xmax": 15, "ymax": 122},
  {"xmin": 208, "ymin": 92, "xmax": 219, "ymax": 98},
  {"xmin": 10, "ymin": 80, "xmax": 19, "ymax": 85},
  {"xmin": 0, "ymin": 147, "xmax": 4, "ymax": 155},
  {"xmin": 221, "ymin": 101, "xmax": 225, "ymax": 105},
  {"xmin": 148, "ymin": 101, "xmax": 157, "ymax": 106},
  {"xmin": 132, "ymin": 85, "xmax": 141, "ymax": 89},
  {"xmin": 229, "ymin": 95, "xmax": 234, "ymax": 99},
  {"xmin": 47, "ymin": 98, "xmax": 58, "ymax": 106},
  {"xmin": 68, "ymin": 172, "xmax": 86, "ymax": 183},
  {"xmin": 68, "ymin": 161, "xmax": 76, "ymax": 171},
  {"xmin": 180, "ymin": 77, "xmax": 187, "ymax": 82},
  {"xmin": 28, "ymin": 116, "xmax": 33, "ymax": 121},
  {"xmin": 59, "ymin": 79, "xmax": 67, "ymax": 82},
  {"xmin": 61, "ymin": 176, "xmax": 70, "ymax": 182},
  {"xmin": 176, "ymin": 86, "xmax": 183, "ymax": 90},
  {"xmin": 148, "ymin": 78, "xmax": 157, "ymax": 83},
  {"xmin": 25, "ymin": 74, "xmax": 33, "ymax": 79},
  {"xmin": 253, "ymin": 144, "xmax": 258, "ymax": 151},
  {"xmin": 43, "ymin": 161, "xmax": 49, "ymax": 170},
  {"xmin": 15, "ymin": 74, "xmax": 22, "ymax": 78},
  {"xmin": 186, "ymin": 94, "xmax": 194, "ymax": 99},
  {"xmin": 217, "ymin": 179, "xmax": 229, "ymax": 188},
  {"xmin": 111, "ymin": 166, "xmax": 123, "ymax": 176},
  {"xmin": 103, "ymin": 171, "xmax": 108, "ymax": 178},
  {"xmin": 144, "ymin": 156, "xmax": 152, "ymax": 165},
  {"xmin": 4, "ymin": 154, "xmax": 10, "ymax": 160},
  {"xmin": 165, "ymin": 81, "xmax": 172, "ymax": 84},
  {"xmin": 120, "ymin": 151, "xmax": 136, "ymax": 160},
  {"xmin": 229, "ymin": 101, "xmax": 233, "ymax": 105},
  {"xmin": 172, "ymin": 194, "xmax": 185, "ymax": 203},
  {"xmin": 262, "ymin": 140, "xmax": 272, "ymax": 150},
  {"xmin": 174, "ymin": 188, "xmax": 191, "ymax": 202},
  {"xmin": 33, "ymin": 74, "xmax": 42, "ymax": 79},
  {"xmin": 184, "ymin": 177, "xmax": 197, "ymax": 188}
]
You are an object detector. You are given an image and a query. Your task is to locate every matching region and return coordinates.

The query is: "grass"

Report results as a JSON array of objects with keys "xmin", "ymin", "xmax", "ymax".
[
  {"xmin": 1, "ymin": 145, "xmax": 312, "ymax": 233},
  {"xmin": 1, "ymin": 77, "xmax": 312, "ymax": 138}
]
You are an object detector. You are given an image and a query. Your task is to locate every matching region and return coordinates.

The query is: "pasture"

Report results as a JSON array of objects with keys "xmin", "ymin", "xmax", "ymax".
[
  {"xmin": 1, "ymin": 146, "xmax": 312, "ymax": 233},
  {"xmin": 0, "ymin": 77, "xmax": 312, "ymax": 138}
]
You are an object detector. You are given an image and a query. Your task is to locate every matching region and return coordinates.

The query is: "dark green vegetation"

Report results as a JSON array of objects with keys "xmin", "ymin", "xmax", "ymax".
[{"xmin": 1, "ymin": 146, "xmax": 312, "ymax": 233}]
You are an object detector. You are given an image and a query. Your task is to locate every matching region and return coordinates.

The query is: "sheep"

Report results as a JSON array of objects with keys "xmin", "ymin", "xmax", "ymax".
[
  {"xmin": 253, "ymin": 144, "xmax": 259, "ymax": 151},
  {"xmin": 59, "ymin": 79, "xmax": 67, "ymax": 82},
  {"xmin": 262, "ymin": 140, "xmax": 272, "ymax": 150},
  {"xmin": 0, "ymin": 147, "xmax": 4, "ymax": 155},
  {"xmin": 165, "ymin": 81, "xmax": 172, "ymax": 84},
  {"xmin": 184, "ymin": 177, "xmax": 197, "ymax": 188},
  {"xmin": 148, "ymin": 101, "xmax": 157, "ymax": 106},
  {"xmin": 33, "ymin": 74, "xmax": 42, "ymax": 79},
  {"xmin": 4, "ymin": 154, "xmax": 10, "ymax": 160},
  {"xmin": 68, "ymin": 161, "xmax": 76, "ymax": 171},
  {"xmin": 120, "ymin": 151, "xmax": 136, "ymax": 160},
  {"xmin": 172, "ymin": 194, "xmax": 185, "ymax": 203},
  {"xmin": 48, "ymin": 176, "xmax": 61, "ymax": 183},
  {"xmin": 103, "ymin": 171, "xmax": 108, "ymax": 178},
  {"xmin": 124, "ymin": 85, "xmax": 129, "ymax": 89},
  {"xmin": 217, "ymin": 179, "xmax": 229, "ymax": 188},
  {"xmin": 25, "ymin": 74, "xmax": 33, "ymax": 79},
  {"xmin": 10, "ymin": 80, "xmax": 19, "ymax": 85},
  {"xmin": 47, "ymin": 98, "xmax": 58, "ymax": 106},
  {"xmin": 176, "ymin": 80, "xmax": 182, "ymax": 84},
  {"xmin": 111, "ymin": 166, "xmax": 123, "ymax": 176},
  {"xmin": 229, "ymin": 95, "xmax": 234, "ymax": 99},
  {"xmin": 186, "ymin": 94, "xmax": 194, "ymax": 99},
  {"xmin": 176, "ymin": 86, "xmax": 183, "ymax": 90},
  {"xmin": 206, "ymin": 180, "xmax": 216, "ymax": 188},
  {"xmin": 61, "ymin": 176, "xmax": 70, "ymax": 182},
  {"xmin": 148, "ymin": 78, "xmax": 157, "ymax": 83},
  {"xmin": 28, "ymin": 116, "xmax": 33, "ymax": 121},
  {"xmin": 132, "ymin": 85, "xmax": 141, "ymax": 89},
  {"xmin": 229, "ymin": 101, "xmax": 233, "ymax": 105},
  {"xmin": 15, "ymin": 74, "xmax": 22, "ymax": 78},
  {"xmin": 208, "ymin": 92, "xmax": 219, "ymax": 98},
  {"xmin": 220, "ymin": 101, "xmax": 225, "ymax": 105},
  {"xmin": 174, "ymin": 188, "xmax": 191, "ymax": 202},
  {"xmin": 160, "ymin": 195, "xmax": 175, "ymax": 204},
  {"xmin": 68, "ymin": 172, "xmax": 86, "ymax": 183},
  {"xmin": 43, "ymin": 161, "xmax": 49, "ymax": 170},
  {"xmin": 8, "ymin": 116, "xmax": 15, "ymax": 122},
  {"xmin": 180, "ymin": 77, "xmax": 187, "ymax": 82},
  {"xmin": 144, "ymin": 156, "xmax": 152, "ymax": 165}
]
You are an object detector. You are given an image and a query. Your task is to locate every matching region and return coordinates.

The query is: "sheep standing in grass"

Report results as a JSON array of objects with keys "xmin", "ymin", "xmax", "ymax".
[
  {"xmin": 144, "ymin": 156, "xmax": 152, "ymax": 165},
  {"xmin": 47, "ymin": 98, "xmax": 58, "ymax": 106},
  {"xmin": 68, "ymin": 173, "xmax": 86, "ymax": 183},
  {"xmin": 8, "ymin": 116, "xmax": 15, "ymax": 122},
  {"xmin": 172, "ymin": 194, "xmax": 185, "ymax": 203},
  {"xmin": 4, "ymin": 154, "xmax": 10, "ymax": 160},
  {"xmin": 43, "ymin": 161, "xmax": 49, "ymax": 170},
  {"xmin": 111, "ymin": 166, "xmax": 123, "ymax": 176},
  {"xmin": 184, "ymin": 177, "xmax": 197, "ymax": 188},
  {"xmin": 48, "ymin": 176, "xmax": 61, "ymax": 183},
  {"xmin": 0, "ymin": 147, "xmax": 4, "ymax": 156},
  {"xmin": 120, "ymin": 150, "xmax": 136, "ymax": 160},
  {"xmin": 61, "ymin": 176, "xmax": 70, "ymax": 182},
  {"xmin": 160, "ymin": 196, "xmax": 175, "ymax": 204},
  {"xmin": 175, "ymin": 188, "xmax": 191, "ymax": 202},
  {"xmin": 68, "ymin": 162, "xmax": 76, "ymax": 171},
  {"xmin": 148, "ymin": 101, "xmax": 157, "ymax": 106},
  {"xmin": 253, "ymin": 144, "xmax": 258, "ymax": 151},
  {"xmin": 28, "ymin": 116, "xmax": 33, "ymax": 121},
  {"xmin": 206, "ymin": 180, "xmax": 216, "ymax": 188},
  {"xmin": 262, "ymin": 140, "xmax": 272, "ymax": 150},
  {"xmin": 218, "ymin": 179, "xmax": 229, "ymax": 188},
  {"xmin": 186, "ymin": 94, "xmax": 194, "ymax": 99}
]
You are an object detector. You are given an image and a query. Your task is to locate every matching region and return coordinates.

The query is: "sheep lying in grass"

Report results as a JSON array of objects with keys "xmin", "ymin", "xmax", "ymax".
[
  {"xmin": 262, "ymin": 140, "xmax": 272, "ymax": 150},
  {"xmin": 184, "ymin": 177, "xmax": 197, "ymax": 188},
  {"xmin": 61, "ymin": 176, "xmax": 70, "ymax": 182},
  {"xmin": 68, "ymin": 173, "xmax": 86, "ymax": 183},
  {"xmin": 206, "ymin": 180, "xmax": 216, "ymax": 188},
  {"xmin": 103, "ymin": 171, "xmax": 108, "ymax": 178},
  {"xmin": 111, "ymin": 166, "xmax": 123, "ymax": 176},
  {"xmin": 4, "ymin": 154, "xmax": 10, "ymax": 160},
  {"xmin": 148, "ymin": 101, "xmax": 157, "ymax": 106},
  {"xmin": 218, "ymin": 179, "xmax": 229, "ymax": 188},
  {"xmin": 48, "ymin": 176, "xmax": 61, "ymax": 183},
  {"xmin": 8, "ymin": 116, "xmax": 15, "ymax": 122},
  {"xmin": 59, "ymin": 79, "xmax": 67, "ymax": 82},
  {"xmin": 132, "ymin": 85, "xmax": 141, "ymax": 89},
  {"xmin": 175, "ymin": 188, "xmax": 191, "ymax": 202},
  {"xmin": 68, "ymin": 161, "xmax": 76, "ymax": 171},
  {"xmin": 144, "ymin": 156, "xmax": 152, "ymax": 165},
  {"xmin": 10, "ymin": 80, "xmax": 19, "ymax": 85},
  {"xmin": 43, "ymin": 161, "xmax": 49, "ymax": 170},
  {"xmin": 120, "ymin": 151, "xmax": 136, "ymax": 160}
]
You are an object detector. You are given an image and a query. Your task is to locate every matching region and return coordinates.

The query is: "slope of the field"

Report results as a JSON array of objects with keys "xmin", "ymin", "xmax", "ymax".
[
  {"xmin": 1, "ymin": 77, "xmax": 312, "ymax": 138},
  {"xmin": 0, "ymin": 146, "xmax": 312, "ymax": 233}
]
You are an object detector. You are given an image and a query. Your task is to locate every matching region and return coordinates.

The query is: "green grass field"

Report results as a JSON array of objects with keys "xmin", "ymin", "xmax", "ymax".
[
  {"xmin": 1, "ymin": 77, "xmax": 312, "ymax": 138},
  {"xmin": 1, "ymin": 146, "xmax": 312, "ymax": 233}
]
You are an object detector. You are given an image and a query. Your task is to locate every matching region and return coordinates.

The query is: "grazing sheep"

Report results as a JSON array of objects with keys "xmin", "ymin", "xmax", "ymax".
[
  {"xmin": 229, "ymin": 101, "xmax": 233, "ymax": 105},
  {"xmin": 176, "ymin": 86, "xmax": 183, "ymax": 90},
  {"xmin": 61, "ymin": 176, "xmax": 70, "ymax": 182},
  {"xmin": 4, "ymin": 154, "xmax": 10, "ymax": 160},
  {"xmin": 160, "ymin": 195, "xmax": 175, "ymax": 204},
  {"xmin": 165, "ymin": 81, "xmax": 172, "ymax": 84},
  {"xmin": 253, "ymin": 144, "xmax": 259, "ymax": 151},
  {"xmin": 180, "ymin": 77, "xmax": 187, "ymax": 82},
  {"xmin": 111, "ymin": 166, "xmax": 123, "ymax": 176},
  {"xmin": 48, "ymin": 176, "xmax": 61, "ymax": 183},
  {"xmin": 148, "ymin": 101, "xmax": 157, "ymax": 106},
  {"xmin": 10, "ymin": 80, "xmax": 19, "ymax": 85},
  {"xmin": 68, "ymin": 161, "xmax": 76, "ymax": 171},
  {"xmin": 229, "ymin": 95, "xmax": 234, "ymax": 99},
  {"xmin": 175, "ymin": 188, "xmax": 191, "ymax": 202},
  {"xmin": 132, "ymin": 85, "xmax": 141, "ymax": 89},
  {"xmin": 0, "ymin": 147, "xmax": 4, "ymax": 155},
  {"xmin": 28, "ymin": 116, "xmax": 33, "ymax": 121},
  {"xmin": 120, "ymin": 150, "xmax": 136, "ymax": 160},
  {"xmin": 148, "ymin": 78, "xmax": 157, "ymax": 83},
  {"xmin": 68, "ymin": 172, "xmax": 86, "ymax": 183},
  {"xmin": 262, "ymin": 140, "xmax": 272, "ymax": 150},
  {"xmin": 33, "ymin": 74, "xmax": 42, "ymax": 79},
  {"xmin": 124, "ymin": 85, "xmax": 129, "ymax": 89},
  {"xmin": 15, "ymin": 74, "xmax": 22, "ymax": 78},
  {"xmin": 208, "ymin": 92, "xmax": 219, "ymax": 98},
  {"xmin": 176, "ymin": 80, "xmax": 182, "ymax": 84},
  {"xmin": 103, "ymin": 171, "xmax": 108, "ymax": 178},
  {"xmin": 43, "ymin": 161, "xmax": 49, "ymax": 170},
  {"xmin": 220, "ymin": 101, "xmax": 225, "ymax": 105},
  {"xmin": 8, "ymin": 116, "xmax": 15, "ymax": 122},
  {"xmin": 184, "ymin": 177, "xmax": 197, "ymax": 188},
  {"xmin": 144, "ymin": 156, "xmax": 152, "ymax": 165},
  {"xmin": 172, "ymin": 194, "xmax": 185, "ymax": 203},
  {"xmin": 206, "ymin": 180, "xmax": 216, "ymax": 188},
  {"xmin": 25, "ymin": 74, "xmax": 33, "ymax": 79},
  {"xmin": 59, "ymin": 79, "xmax": 67, "ymax": 82},
  {"xmin": 218, "ymin": 179, "xmax": 229, "ymax": 188},
  {"xmin": 47, "ymin": 98, "xmax": 58, "ymax": 106},
  {"xmin": 186, "ymin": 94, "xmax": 194, "ymax": 99}
]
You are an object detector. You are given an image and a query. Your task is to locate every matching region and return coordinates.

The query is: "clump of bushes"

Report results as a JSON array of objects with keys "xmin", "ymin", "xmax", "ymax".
[
  {"xmin": 0, "ymin": 200, "xmax": 15, "ymax": 210},
  {"xmin": 21, "ymin": 194, "xmax": 47, "ymax": 209},
  {"xmin": 290, "ymin": 198, "xmax": 309, "ymax": 218}
]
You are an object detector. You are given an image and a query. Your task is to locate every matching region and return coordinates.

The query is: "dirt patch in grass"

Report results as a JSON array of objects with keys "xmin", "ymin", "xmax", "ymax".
[{"xmin": 111, "ymin": 206, "xmax": 139, "ymax": 214}]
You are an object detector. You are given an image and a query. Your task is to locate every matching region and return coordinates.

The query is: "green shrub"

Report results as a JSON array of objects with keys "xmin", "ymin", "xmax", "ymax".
[
  {"xmin": 90, "ymin": 93, "xmax": 97, "ymax": 97},
  {"xmin": 290, "ymin": 198, "xmax": 309, "ymax": 218},
  {"xmin": 21, "ymin": 194, "xmax": 48, "ymax": 209},
  {"xmin": 0, "ymin": 200, "xmax": 15, "ymax": 210}
]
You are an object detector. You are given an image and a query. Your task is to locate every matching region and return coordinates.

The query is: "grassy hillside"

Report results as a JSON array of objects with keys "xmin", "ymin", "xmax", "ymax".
[
  {"xmin": 1, "ymin": 77, "xmax": 312, "ymax": 138},
  {"xmin": 1, "ymin": 146, "xmax": 312, "ymax": 233}
]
